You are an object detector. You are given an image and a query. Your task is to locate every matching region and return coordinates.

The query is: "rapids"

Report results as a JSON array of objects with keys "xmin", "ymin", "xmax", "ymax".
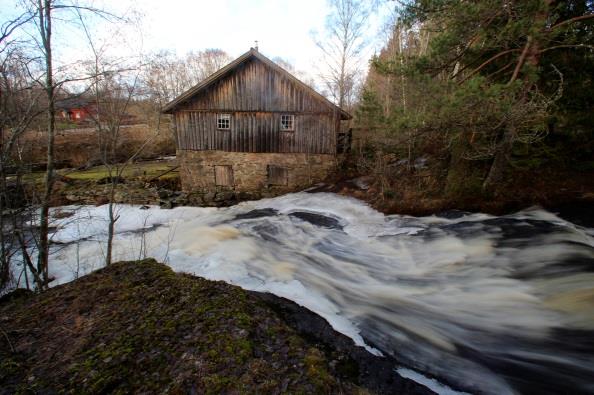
[{"xmin": 27, "ymin": 192, "xmax": 594, "ymax": 394}]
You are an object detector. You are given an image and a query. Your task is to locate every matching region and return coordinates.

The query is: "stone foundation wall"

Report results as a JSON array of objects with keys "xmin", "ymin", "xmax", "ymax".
[{"xmin": 177, "ymin": 150, "xmax": 336, "ymax": 205}]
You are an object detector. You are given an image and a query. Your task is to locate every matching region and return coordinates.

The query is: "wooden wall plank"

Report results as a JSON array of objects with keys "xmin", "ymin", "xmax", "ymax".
[
  {"xmin": 215, "ymin": 165, "xmax": 234, "ymax": 186},
  {"xmin": 176, "ymin": 110, "xmax": 336, "ymax": 153},
  {"xmin": 182, "ymin": 57, "xmax": 331, "ymax": 114},
  {"xmin": 173, "ymin": 57, "xmax": 339, "ymax": 154}
]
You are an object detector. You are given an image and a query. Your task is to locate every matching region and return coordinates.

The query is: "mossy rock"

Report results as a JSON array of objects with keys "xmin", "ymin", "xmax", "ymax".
[{"xmin": 0, "ymin": 259, "xmax": 368, "ymax": 394}]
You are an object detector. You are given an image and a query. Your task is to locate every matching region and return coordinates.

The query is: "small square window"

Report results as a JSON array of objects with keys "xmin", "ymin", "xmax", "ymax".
[
  {"xmin": 215, "ymin": 165, "xmax": 234, "ymax": 186},
  {"xmin": 268, "ymin": 165, "xmax": 288, "ymax": 186},
  {"xmin": 217, "ymin": 114, "xmax": 231, "ymax": 130},
  {"xmin": 280, "ymin": 114, "xmax": 294, "ymax": 131}
]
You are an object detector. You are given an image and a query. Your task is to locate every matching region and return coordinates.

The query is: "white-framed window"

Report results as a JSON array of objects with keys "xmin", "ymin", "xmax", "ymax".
[
  {"xmin": 217, "ymin": 113, "xmax": 231, "ymax": 130},
  {"xmin": 280, "ymin": 114, "xmax": 294, "ymax": 131}
]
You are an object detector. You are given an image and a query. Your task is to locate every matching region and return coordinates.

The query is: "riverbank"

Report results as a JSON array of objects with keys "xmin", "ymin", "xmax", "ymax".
[
  {"xmin": 36, "ymin": 155, "xmax": 594, "ymax": 226},
  {"xmin": 0, "ymin": 259, "xmax": 431, "ymax": 394},
  {"xmin": 320, "ymin": 159, "xmax": 594, "ymax": 225}
]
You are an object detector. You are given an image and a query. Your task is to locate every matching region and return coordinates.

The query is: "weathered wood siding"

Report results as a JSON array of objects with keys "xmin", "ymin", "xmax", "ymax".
[
  {"xmin": 174, "ymin": 57, "xmax": 339, "ymax": 154},
  {"xmin": 175, "ymin": 111, "xmax": 336, "ymax": 153},
  {"xmin": 179, "ymin": 58, "xmax": 334, "ymax": 113}
]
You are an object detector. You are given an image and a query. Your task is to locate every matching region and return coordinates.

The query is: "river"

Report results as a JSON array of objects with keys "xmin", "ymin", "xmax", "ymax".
[{"xmin": 30, "ymin": 192, "xmax": 594, "ymax": 394}]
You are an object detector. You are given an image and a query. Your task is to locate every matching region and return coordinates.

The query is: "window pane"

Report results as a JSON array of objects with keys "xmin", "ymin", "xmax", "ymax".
[
  {"xmin": 281, "ymin": 115, "xmax": 294, "ymax": 131},
  {"xmin": 217, "ymin": 114, "xmax": 230, "ymax": 129}
]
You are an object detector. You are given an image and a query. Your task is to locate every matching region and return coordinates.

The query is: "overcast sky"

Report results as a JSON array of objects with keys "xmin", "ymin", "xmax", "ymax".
[
  {"xmin": 128, "ymin": 0, "xmax": 393, "ymax": 74},
  {"xmin": 0, "ymin": 0, "xmax": 394, "ymax": 85}
]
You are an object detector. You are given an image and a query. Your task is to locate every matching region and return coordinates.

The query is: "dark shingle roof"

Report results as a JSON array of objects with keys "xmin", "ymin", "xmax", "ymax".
[{"xmin": 55, "ymin": 97, "xmax": 91, "ymax": 110}]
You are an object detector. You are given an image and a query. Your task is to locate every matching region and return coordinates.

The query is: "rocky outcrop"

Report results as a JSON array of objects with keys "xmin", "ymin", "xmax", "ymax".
[{"xmin": 0, "ymin": 260, "xmax": 433, "ymax": 394}]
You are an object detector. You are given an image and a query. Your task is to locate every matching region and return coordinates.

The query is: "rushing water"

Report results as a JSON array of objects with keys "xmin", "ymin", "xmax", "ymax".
[{"xmin": 31, "ymin": 192, "xmax": 594, "ymax": 394}]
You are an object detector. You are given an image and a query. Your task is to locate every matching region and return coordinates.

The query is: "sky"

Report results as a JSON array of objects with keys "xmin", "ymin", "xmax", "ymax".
[
  {"xmin": 0, "ymin": 0, "xmax": 394, "ymax": 87},
  {"xmin": 125, "ymin": 0, "xmax": 393, "ymax": 74}
]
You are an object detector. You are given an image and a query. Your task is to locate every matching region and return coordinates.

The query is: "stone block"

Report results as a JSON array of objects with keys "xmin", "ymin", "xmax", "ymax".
[{"xmin": 177, "ymin": 150, "xmax": 336, "ymax": 204}]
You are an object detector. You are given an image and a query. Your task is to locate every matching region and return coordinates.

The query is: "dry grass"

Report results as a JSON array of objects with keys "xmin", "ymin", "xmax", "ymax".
[{"xmin": 16, "ymin": 123, "xmax": 175, "ymax": 168}]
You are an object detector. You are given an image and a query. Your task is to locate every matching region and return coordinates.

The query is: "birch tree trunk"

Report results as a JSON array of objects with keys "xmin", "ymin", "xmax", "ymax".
[{"xmin": 37, "ymin": 0, "xmax": 55, "ymax": 289}]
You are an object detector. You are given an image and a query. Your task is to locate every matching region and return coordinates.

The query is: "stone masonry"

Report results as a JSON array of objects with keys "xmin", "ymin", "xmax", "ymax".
[{"xmin": 177, "ymin": 150, "xmax": 336, "ymax": 205}]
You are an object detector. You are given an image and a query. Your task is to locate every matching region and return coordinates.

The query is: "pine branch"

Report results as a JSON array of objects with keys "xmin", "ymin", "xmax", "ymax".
[
  {"xmin": 458, "ymin": 49, "xmax": 521, "ymax": 84},
  {"xmin": 539, "ymin": 44, "xmax": 594, "ymax": 53},
  {"xmin": 551, "ymin": 13, "xmax": 594, "ymax": 30}
]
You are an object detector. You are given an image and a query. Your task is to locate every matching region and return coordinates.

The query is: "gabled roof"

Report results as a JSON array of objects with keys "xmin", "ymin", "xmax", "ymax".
[
  {"xmin": 56, "ymin": 97, "xmax": 92, "ymax": 110},
  {"xmin": 161, "ymin": 48, "xmax": 352, "ymax": 120}
]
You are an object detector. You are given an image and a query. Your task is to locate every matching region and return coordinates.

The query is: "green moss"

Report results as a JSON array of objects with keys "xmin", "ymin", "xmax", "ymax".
[
  {"xmin": 235, "ymin": 311, "xmax": 253, "ymax": 328},
  {"xmin": 20, "ymin": 171, "xmax": 47, "ymax": 181},
  {"xmin": 202, "ymin": 374, "xmax": 233, "ymax": 394},
  {"xmin": 383, "ymin": 189, "xmax": 396, "ymax": 199},
  {"xmin": 0, "ymin": 259, "xmax": 363, "ymax": 394},
  {"xmin": 0, "ymin": 358, "xmax": 21, "ymax": 380},
  {"xmin": 234, "ymin": 338, "xmax": 253, "ymax": 362},
  {"xmin": 304, "ymin": 347, "xmax": 335, "ymax": 392},
  {"xmin": 61, "ymin": 163, "xmax": 179, "ymax": 181}
]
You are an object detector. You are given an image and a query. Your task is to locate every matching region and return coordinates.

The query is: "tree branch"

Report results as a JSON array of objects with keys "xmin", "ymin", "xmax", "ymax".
[
  {"xmin": 459, "ymin": 49, "xmax": 521, "ymax": 84},
  {"xmin": 551, "ymin": 13, "xmax": 594, "ymax": 30},
  {"xmin": 509, "ymin": 36, "xmax": 533, "ymax": 84},
  {"xmin": 539, "ymin": 44, "xmax": 594, "ymax": 53}
]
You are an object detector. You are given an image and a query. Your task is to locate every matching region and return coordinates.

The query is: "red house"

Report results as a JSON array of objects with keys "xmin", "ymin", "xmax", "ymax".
[{"xmin": 55, "ymin": 98, "xmax": 94, "ymax": 123}]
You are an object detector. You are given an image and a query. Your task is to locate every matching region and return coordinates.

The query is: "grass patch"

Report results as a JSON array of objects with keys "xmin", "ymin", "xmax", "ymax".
[{"xmin": 61, "ymin": 162, "xmax": 179, "ymax": 181}]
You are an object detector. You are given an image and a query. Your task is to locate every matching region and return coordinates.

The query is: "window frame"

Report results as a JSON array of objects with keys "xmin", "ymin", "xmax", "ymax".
[
  {"xmin": 280, "ymin": 114, "xmax": 295, "ymax": 132},
  {"xmin": 267, "ymin": 165, "xmax": 289, "ymax": 186},
  {"xmin": 214, "ymin": 165, "xmax": 234, "ymax": 186},
  {"xmin": 217, "ymin": 113, "xmax": 231, "ymax": 130}
]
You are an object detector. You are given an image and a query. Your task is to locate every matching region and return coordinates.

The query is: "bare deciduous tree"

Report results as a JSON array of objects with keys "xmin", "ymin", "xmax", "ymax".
[
  {"xmin": 75, "ymin": 9, "xmax": 159, "ymax": 266},
  {"xmin": 93, "ymin": 74, "xmax": 142, "ymax": 266},
  {"xmin": 144, "ymin": 49, "xmax": 232, "ymax": 106},
  {"xmin": 272, "ymin": 56, "xmax": 318, "ymax": 89},
  {"xmin": 2, "ymin": 0, "xmax": 137, "ymax": 289},
  {"xmin": 32, "ymin": 0, "xmax": 56, "ymax": 290},
  {"xmin": 0, "ymin": 44, "xmax": 44, "ymax": 292},
  {"xmin": 187, "ymin": 49, "xmax": 232, "ymax": 82},
  {"xmin": 315, "ymin": 0, "xmax": 369, "ymax": 110}
]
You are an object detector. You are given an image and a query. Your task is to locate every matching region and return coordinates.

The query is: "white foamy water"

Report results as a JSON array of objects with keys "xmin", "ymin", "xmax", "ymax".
[{"xmin": 17, "ymin": 192, "xmax": 594, "ymax": 394}]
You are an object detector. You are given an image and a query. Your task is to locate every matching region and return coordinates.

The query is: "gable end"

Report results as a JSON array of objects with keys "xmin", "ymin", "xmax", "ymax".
[{"xmin": 162, "ymin": 49, "xmax": 351, "ymax": 120}]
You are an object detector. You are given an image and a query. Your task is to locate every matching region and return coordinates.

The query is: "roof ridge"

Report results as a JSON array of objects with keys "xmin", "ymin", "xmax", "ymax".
[{"xmin": 161, "ymin": 49, "xmax": 351, "ymax": 120}]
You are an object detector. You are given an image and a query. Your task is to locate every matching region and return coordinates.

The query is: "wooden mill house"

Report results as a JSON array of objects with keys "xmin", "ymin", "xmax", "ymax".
[{"xmin": 162, "ymin": 48, "xmax": 351, "ymax": 204}]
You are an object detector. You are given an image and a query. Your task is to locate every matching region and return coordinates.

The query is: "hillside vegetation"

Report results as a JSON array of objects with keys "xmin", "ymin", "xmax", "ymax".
[{"xmin": 350, "ymin": 0, "xmax": 594, "ymax": 214}]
